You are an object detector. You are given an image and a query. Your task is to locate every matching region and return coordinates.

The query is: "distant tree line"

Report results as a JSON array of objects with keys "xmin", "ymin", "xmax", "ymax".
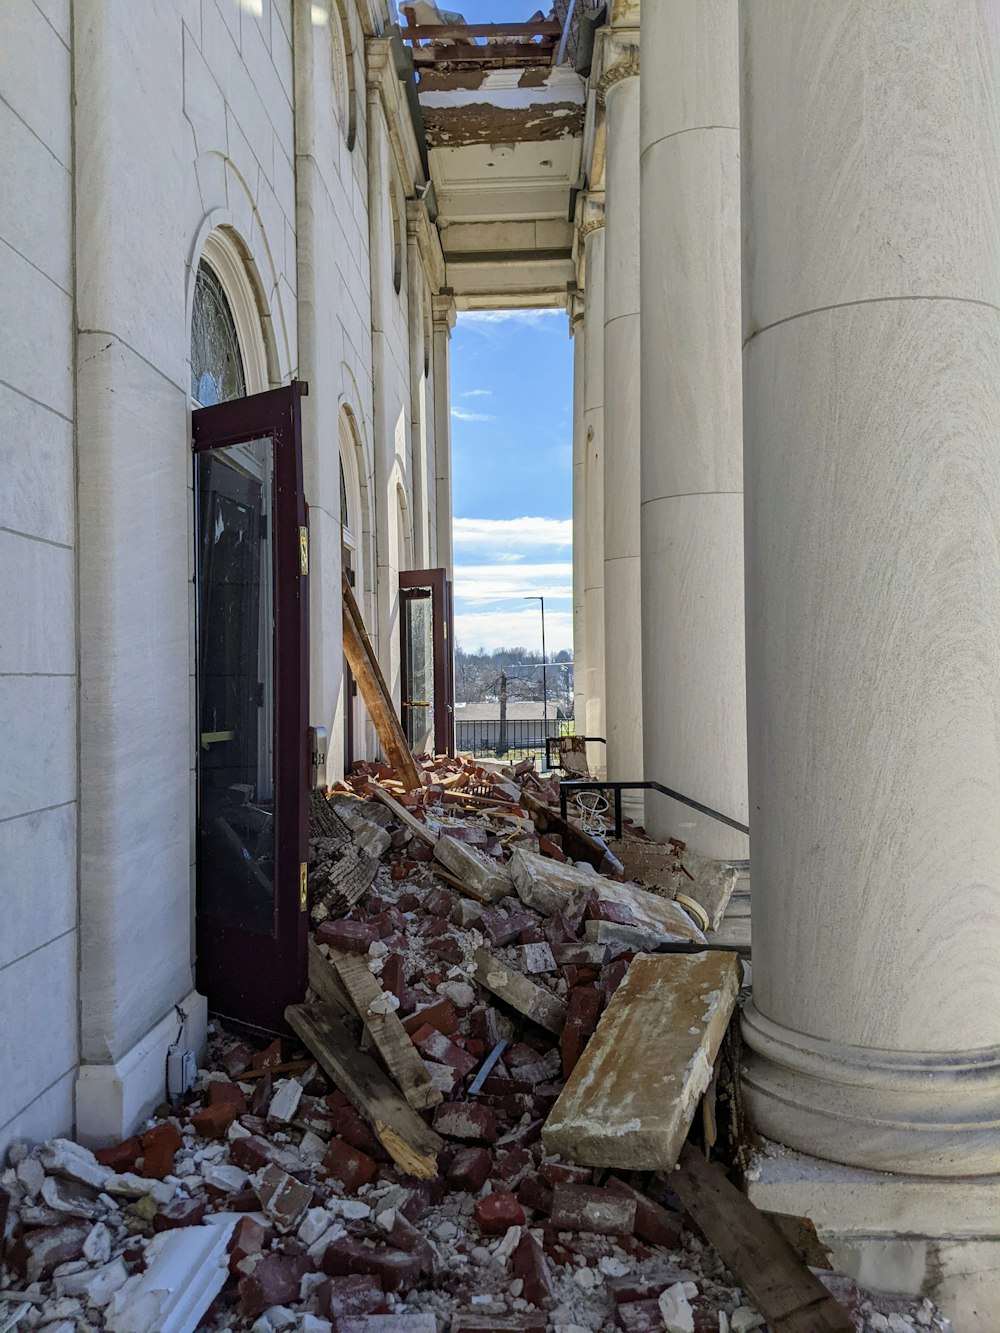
[{"xmin": 455, "ymin": 645, "xmax": 574, "ymax": 711}]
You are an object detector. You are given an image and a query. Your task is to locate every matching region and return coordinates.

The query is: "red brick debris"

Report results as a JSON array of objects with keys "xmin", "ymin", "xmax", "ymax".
[{"xmin": 0, "ymin": 751, "xmax": 945, "ymax": 1333}]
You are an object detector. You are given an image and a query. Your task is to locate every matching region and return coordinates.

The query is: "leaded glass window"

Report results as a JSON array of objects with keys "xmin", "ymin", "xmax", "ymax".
[{"xmin": 191, "ymin": 262, "xmax": 247, "ymax": 407}]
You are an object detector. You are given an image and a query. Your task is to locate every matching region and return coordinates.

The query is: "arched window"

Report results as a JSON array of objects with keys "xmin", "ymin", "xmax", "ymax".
[{"xmin": 191, "ymin": 262, "xmax": 246, "ymax": 407}]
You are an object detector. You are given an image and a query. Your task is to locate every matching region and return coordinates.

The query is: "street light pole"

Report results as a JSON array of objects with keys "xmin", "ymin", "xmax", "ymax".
[{"xmin": 524, "ymin": 595, "xmax": 548, "ymax": 765}]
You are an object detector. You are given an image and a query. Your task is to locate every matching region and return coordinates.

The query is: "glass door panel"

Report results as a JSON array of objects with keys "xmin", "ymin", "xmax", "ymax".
[
  {"xmin": 400, "ymin": 588, "xmax": 434, "ymax": 753},
  {"xmin": 399, "ymin": 568, "xmax": 455, "ymax": 756},
  {"xmin": 192, "ymin": 383, "xmax": 309, "ymax": 1031}
]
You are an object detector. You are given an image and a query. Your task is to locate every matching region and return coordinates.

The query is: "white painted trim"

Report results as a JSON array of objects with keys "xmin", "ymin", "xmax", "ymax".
[{"xmin": 75, "ymin": 989, "xmax": 208, "ymax": 1147}]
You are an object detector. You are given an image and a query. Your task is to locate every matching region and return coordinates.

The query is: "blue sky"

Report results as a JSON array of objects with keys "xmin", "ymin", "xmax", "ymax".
[{"xmin": 449, "ymin": 309, "xmax": 574, "ymax": 654}]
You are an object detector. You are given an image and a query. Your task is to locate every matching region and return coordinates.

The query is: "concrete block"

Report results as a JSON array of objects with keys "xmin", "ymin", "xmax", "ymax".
[{"xmin": 543, "ymin": 951, "xmax": 739, "ymax": 1169}]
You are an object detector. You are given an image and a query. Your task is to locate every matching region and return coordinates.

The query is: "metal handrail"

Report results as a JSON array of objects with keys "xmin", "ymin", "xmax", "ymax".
[{"xmin": 559, "ymin": 779, "xmax": 750, "ymax": 842}]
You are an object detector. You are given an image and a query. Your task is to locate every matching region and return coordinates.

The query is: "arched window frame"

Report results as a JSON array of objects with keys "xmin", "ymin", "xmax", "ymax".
[{"xmin": 194, "ymin": 230, "xmax": 272, "ymax": 402}]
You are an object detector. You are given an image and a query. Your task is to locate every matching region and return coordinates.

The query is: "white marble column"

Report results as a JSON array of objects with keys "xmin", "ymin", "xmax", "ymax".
[
  {"xmin": 571, "ymin": 299, "xmax": 587, "ymax": 735},
  {"xmin": 740, "ymin": 0, "xmax": 1000, "ymax": 1175},
  {"xmin": 581, "ymin": 202, "xmax": 607, "ymax": 777},
  {"xmin": 431, "ymin": 295, "xmax": 456, "ymax": 574},
  {"xmin": 601, "ymin": 46, "xmax": 643, "ymax": 793},
  {"xmin": 639, "ymin": 1, "xmax": 748, "ymax": 859}
]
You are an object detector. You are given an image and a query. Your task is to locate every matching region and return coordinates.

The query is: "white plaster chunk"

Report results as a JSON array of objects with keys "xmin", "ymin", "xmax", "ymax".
[
  {"xmin": 659, "ymin": 1282, "xmax": 696, "ymax": 1333},
  {"xmin": 104, "ymin": 1216, "xmax": 238, "ymax": 1333},
  {"xmin": 267, "ymin": 1079, "xmax": 304, "ymax": 1124},
  {"xmin": 38, "ymin": 1140, "xmax": 110, "ymax": 1192}
]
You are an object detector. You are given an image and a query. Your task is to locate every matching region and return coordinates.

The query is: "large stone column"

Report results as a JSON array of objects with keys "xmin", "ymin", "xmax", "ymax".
[
  {"xmin": 639, "ymin": 1, "xmax": 747, "ymax": 858},
  {"xmin": 570, "ymin": 297, "xmax": 587, "ymax": 734},
  {"xmin": 600, "ymin": 44, "xmax": 643, "ymax": 792},
  {"xmin": 581, "ymin": 200, "xmax": 606, "ymax": 777},
  {"xmin": 431, "ymin": 295, "xmax": 456, "ymax": 574},
  {"xmin": 741, "ymin": 1, "xmax": 1000, "ymax": 1177}
]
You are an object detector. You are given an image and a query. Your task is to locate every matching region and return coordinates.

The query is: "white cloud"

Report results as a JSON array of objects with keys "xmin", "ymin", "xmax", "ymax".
[
  {"xmin": 454, "ymin": 562, "xmax": 572, "ymax": 605},
  {"xmin": 461, "ymin": 388, "xmax": 492, "ymax": 398},
  {"xmin": 458, "ymin": 309, "xmax": 565, "ymax": 331},
  {"xmin": 455, "ymin": 606, "xmax": 573, "ymax": 654},
  {"xmin": 453, "ymin": 516, "xmax": 572, "ymax": 554},
  {"xmin": 451, "ymin": 407, "xmax": 497, "ymax": 423}
]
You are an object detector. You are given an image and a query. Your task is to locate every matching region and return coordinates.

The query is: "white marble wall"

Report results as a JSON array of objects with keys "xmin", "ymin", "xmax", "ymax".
[
  {"xmin": 0, "ymin": 0, "xmax": 78, "ymax": 1155},
  {"xmin": 1, "ymin": 0, "xmax": 443, "ymax": 1147}
]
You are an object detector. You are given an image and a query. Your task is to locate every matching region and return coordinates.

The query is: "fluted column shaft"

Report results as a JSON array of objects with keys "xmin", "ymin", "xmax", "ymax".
[
  {"xmin": 639, "ymin": 0, "xmax": 748, "ymax": 858},
  {"xmin": 571, "ymin": 305, "xmax": 587, "ymax": 735},
  {"xmin": 581, "ymin": 209, "xmax": 607, "ymax": 776},
  {"xmin": 740, "ymin": 0, "xmax": 1000, "ymax": 1175},
  {"xmin": 602, "ymin": 51, "xmax": 643, "ymax": 791}
]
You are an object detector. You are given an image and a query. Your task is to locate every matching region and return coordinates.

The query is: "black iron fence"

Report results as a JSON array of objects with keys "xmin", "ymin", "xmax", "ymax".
[{"xmin": 456, "ymin": 718, "xmax": 566, "ymax": 762}]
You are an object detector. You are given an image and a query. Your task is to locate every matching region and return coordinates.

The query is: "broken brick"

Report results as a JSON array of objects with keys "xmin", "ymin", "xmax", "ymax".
[
  {"xmin": 516, "ymin": 1175, "xmax": 553, "ymax": 1214},
  {"xmin": 153, "ymin": 1196, "xmax": 207, "ymax": 1233},
  {"xmin": 446, "ymin": 1147, "xmax": 493, "ymax": 1193},
  {"xmin": 190, "ymin": 1100, "xmax": 239, "ymax": 1139},
  {"xmin": 250, "ymin": 1038, "xmax": 284, "ymax": 1072},
  {"xmin": 416, "ymin": 1029, "xmax": 478, "ymax": 1077},
  {"xmin": 548, "ymin": 1182, "xmax": 637, "ymax": 1236},
  {"xmin": 538, "ymin": 834, "xmax": 567, "ymax": 862},
  {"xmin": 238, "ymin": 1250, "xmax": 312, "ymax": 1319},
  {"xmin": 453, "ymin": 1318, "xmax": 546, "ymax": 1333},
  {"xmin": 207, "ymin": 1079, "xmax": 248, "ymax": 1115},
  {"xmin": 402, "ymin": 997, "xmax": 459, "ymax": 1037},
  {"xmin": 433, "ymin": 1101, "xmax": 497, "ymax": 1144},
  {"xmin": 7, "ymin": 1223, "xmax": 89, "ymax": 1283},
  {"xmin": 615, "ymin": 1299, "xmax": 665, "ymax": 1332},
  {"xmin": 490, "ymin": 1147, "xmax": 534, "ymax": 1190},
  {"xmin": 255, "ymin": 1162, "xmax": 312, "ymax": 1231},
  {"xmin": 604, "ymin": 1177, "xmax": 683, "ymax": 1249},
  {"xmin": 474, "ymin": 1191, "xmax": 525, "ymax": 1236},
  {"xmin": 538, "ymin": 1162, "xmax": 592, "ymax": 1188},
  {"xmin": 139, "ymin": 1121, "xmax": 182, "ymax": 1180},
  {"xmin": 321, "ymin": 1236, "xmax": 422, "ymax": 1292},
  {"xmin": 321, "ymin": 1137, "xmax": 377, "ymax": 1193},
  {"xmin": 94, "ymin": 1137, "xmax": 142, "ymax": 1172},
  {"xmin": 599, "ymin": 958, "xmax": 630, "ymax": 1002},
  {"xmin": 512, "ymin": 1231, "xmax": 555, "ymax": 1309},
  {"xmin": 219, "ymin": 1041, "xmax": 255, "ymax": 1078},
  {"xmin": 228, "ymin": 1214, "xmax": 270, "ymax": 1273},
  {"xmin": 317, "ymin": 1274, "xmax": 389, "ymax": 1319},
  {"xmin": 316, "ymin": 918, "xmax": 381, "ymax": 954},
  {"xmin": 560, "ymin": 986, "xmax": 602, "ymax": 1077}
]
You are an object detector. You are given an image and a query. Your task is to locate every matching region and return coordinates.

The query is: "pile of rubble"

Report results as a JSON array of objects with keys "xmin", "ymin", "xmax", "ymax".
[{"xmin": 0, "ymin": 754, "xmax": 952, "ymax": 1333}]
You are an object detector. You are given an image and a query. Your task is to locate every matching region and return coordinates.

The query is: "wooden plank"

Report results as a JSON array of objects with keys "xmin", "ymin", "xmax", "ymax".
[
  {"xmin": 371, "ymin": 784, "xmax": 438, "ymax": 845},
  {"xmin": 308, "ymin": 938, "xmax": 357, "ymax": 1017},
  {"xmin": 286, "ymin": 1002, "xmax": 442, "ymax": 1179},
  {"xmin": 667, "ymin": 1145, "xmax": 855, "ymax": 1333},
  {"xmin": 342, "ymin": 574, "xmax": 420, "ymax": 790},
  {"xmin": 328, "ymin": 947, "xmax": 443, "ymax": 1112},
  {"xmin": 472, "ymin": 948, "xmax": 567, "ymax": 1034},
  {"xmin": 542, "ymin": 952, "xmax": 739, "ymax": 1170},
  {"xmin": 412, "ymin": 44, "xmax": 554, "ymax": 65}
]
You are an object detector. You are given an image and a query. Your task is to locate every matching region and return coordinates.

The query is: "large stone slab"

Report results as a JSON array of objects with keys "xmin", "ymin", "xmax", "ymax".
[
  {"xmin": 434, "ymin": 837, "xmax": 513, "ymax": 905},
  {"xmin": 509, "ymin": 848, "xmax": 600, "ymax": 914},
  {"xmin": 542, "ymin": 951, "xmax": 739, "ymax": 1169}
]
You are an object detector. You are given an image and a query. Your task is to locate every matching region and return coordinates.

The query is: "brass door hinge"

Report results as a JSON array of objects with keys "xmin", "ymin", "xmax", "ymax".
[
  {"xmin": 299, "ymin": 526, "xmax": 309, "ymax": 576},
  {"xmin": 299, "ymin": 862, "xmax": 308, "ymax": 910}
]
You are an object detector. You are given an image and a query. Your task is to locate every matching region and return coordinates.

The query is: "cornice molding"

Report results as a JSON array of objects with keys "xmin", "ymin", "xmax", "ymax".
[{"xmin": 596, "ymin": 43, "xmax": 639, "ymax": 106}]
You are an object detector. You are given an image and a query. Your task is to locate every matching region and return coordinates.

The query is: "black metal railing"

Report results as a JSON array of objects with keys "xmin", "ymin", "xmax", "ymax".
[
  {"xmin": 559, "ymin": 779, "xmax": 750, "ymax": 842},
  {"xmin": 456, "ymin": 718, "xmax": 562, "ymax": 762}
]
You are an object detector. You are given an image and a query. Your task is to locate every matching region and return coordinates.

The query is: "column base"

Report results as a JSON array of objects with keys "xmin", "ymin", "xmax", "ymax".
[
  {"xmin": 742, "ymin": 1002, "xmax": 1000, "ymax": 1176},
  {"xmin": 75, "ymin": 989, "xmax": 207, "ymax": 1147},
  {"xmin": 747, "ymin": 1143, "xmax": 1000, "ymax": 1332}
]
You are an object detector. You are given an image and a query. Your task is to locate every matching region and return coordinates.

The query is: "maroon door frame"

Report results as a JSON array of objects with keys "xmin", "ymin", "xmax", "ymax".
[
  {"xmin": 192, "ymin": 381, "xmax": 310, "ymax": 1032},
  {"xmin": 399, "ymin": 567, "xmax": 455, "ymax": 756}
]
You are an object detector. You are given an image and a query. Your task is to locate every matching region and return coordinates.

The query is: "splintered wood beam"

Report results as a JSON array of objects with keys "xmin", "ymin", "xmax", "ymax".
[
  {"xmin": 666, "ymin": 1145, "xmax": 855, "ymax": 1333},
  {"xmin": 327, "ymin": 946, "xmax": 443, "ymax": 1112},
  {"xmin": 287, "ymin": 1002, "xmax": 442, "ymax": 1179},
  {"xmin": 372, "ymin": 785, "xmax": 438, "ymax": 845},
  {"xmin": 341, "ymin": 573, "xmax": 420, "ymax": 791},
  {"xmin": 307, "ymin": 938, "xmax": 356, "ymax": 1017}
]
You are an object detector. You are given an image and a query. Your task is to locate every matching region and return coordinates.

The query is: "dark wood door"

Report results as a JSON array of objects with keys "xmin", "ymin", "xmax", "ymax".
[
  {"xmin": 399, "ymin": 567, "xmax": 455, "ymax": 756},
  {"xmin": 192, "ymin": 382, "xmax": 309, "ymax": 1031}
]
